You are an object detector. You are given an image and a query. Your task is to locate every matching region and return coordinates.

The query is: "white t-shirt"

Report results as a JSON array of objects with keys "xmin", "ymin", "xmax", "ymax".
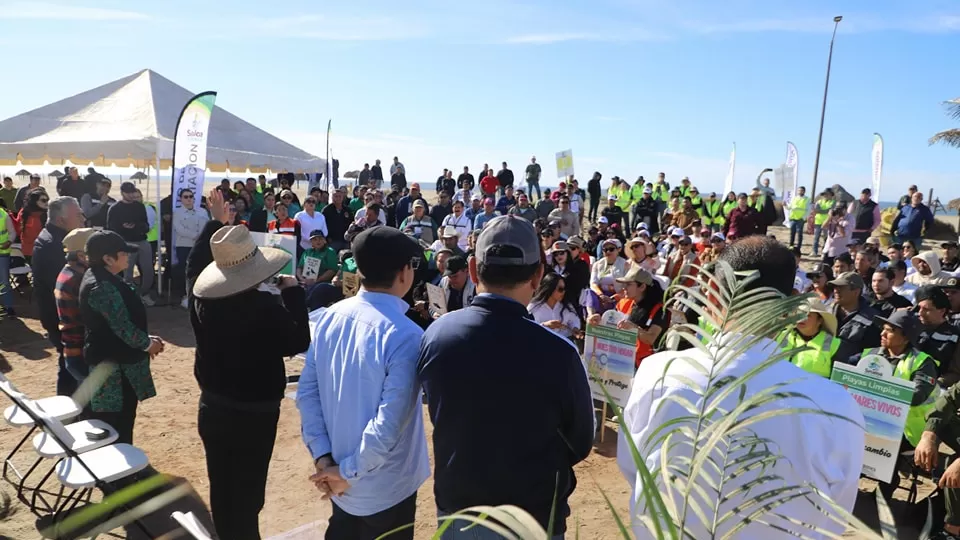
[
  {"xmin": 526, "ymin": 300, "xmax": 581, "ymax": 338},
  {"xmin": 568, "ymin": 193, "xmax": 583, "ymax": 215},
  {"xmin": 618, "ymin": 337, "xmax": 864, "ymax": 539},
  {"xmin": 354, "ymin": 208, "xmax": 388, "ymax": 227},
  {"xmin": 294, "ymin": 210, "xmax": 329, "ymax": 250}
]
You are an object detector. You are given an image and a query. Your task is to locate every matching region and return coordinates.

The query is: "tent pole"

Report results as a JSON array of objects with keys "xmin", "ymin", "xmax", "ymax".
[{"xmin": 155, "ymin": 155, "xmax": 164, "ymax": 300}]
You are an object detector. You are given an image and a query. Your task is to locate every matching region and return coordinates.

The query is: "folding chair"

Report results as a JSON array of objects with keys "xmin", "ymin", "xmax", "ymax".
[
  {"xmin": 0, "ymin": 378, "xmax": 153, "ymax": 537},
  {"xmin": 9, "ymin": 243, "xmax": 32, "ymax": 300},
  {"xmin": 171, "ymin": 511, "xmax": 214, "ymax": 540},
  {"xmin": 1, "ymin": 378, "xmax": 81, "ymax": 501}
]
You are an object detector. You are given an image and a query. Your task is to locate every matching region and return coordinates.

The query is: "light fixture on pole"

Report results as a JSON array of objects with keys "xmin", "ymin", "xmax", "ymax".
[{"xmin": 809, "ymin": 15, "xmax": 843, "ymax": 198}]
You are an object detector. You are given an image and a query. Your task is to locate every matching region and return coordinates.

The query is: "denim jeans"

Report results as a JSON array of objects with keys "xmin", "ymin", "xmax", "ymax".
[
  {"xmin": 438, "ymin": 511, "xmax": 564, "ymax": 540},
  {"xmin": 789, "ymin": 220, "xmax": 805, "ymax": 248},
  {"xmin": 0, "ymin": 255, "xmax": 11, "ymax": 311},
  {"xmin": 812, "ymin": 225, "xmax": 824, "ymax": 255},
  {"xmin": 527, "ymin": 182, "xmax": 541, "ymax": 200},
  {"xmin": 123, "ymin": 239, "xmax": 155, "ymax": 295}
]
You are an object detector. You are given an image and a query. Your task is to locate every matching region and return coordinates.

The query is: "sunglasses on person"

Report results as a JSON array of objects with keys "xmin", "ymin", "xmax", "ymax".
[
  {"xmin": 39, "ymin": 198, "xmax": 49, "ymax": 203},
  {"xmin": 182, "ymin": 194, "xmax": 194, "ymax": 200},
  {"xmin": 282, "ymin": 195, "xmax": 292, "ymax": 200},
  {"xmin": 603, "ymin": 247, "xmax": 617, "ymax": 253}
]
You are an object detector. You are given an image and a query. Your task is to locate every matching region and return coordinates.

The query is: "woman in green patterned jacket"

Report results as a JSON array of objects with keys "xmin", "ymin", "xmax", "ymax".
[{"xmin": 79, "ymin": 230, "xmax": 164, "ymax": 444}]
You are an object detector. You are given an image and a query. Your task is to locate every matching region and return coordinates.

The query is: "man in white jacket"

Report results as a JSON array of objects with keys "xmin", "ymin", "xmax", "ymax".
[
  {"xmin": 173, "ymin": 188, "xmax": 209, "ymax": 305},
  {"xmin": 618, "ymin": 236, "xmax": 864, "ymax": 539}
]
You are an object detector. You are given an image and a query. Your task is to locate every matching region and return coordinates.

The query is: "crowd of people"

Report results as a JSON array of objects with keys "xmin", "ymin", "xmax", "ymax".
[{"xmin": 7, "ymin": 158, "xmax": 960, "ymax": 538}]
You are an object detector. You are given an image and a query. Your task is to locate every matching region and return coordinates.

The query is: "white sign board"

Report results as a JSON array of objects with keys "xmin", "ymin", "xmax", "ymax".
[
  {"xmin": 830, "ymin": 354, "xmax": 914, "ymax": 482},
  {"xmin": 249, "ymin": 231, "xmax": 296, "ymax": 275},
  {"xmin": 302, "ymin": 256, "xmax": 322, "ymax": 280},
  {"xmin": 582, "ymin": 310, "xmax": 637, "ymax": 407},
  {"xmin": 555, "ymin": 149, "xmax": 574, "ymax": 179},
  {"xmin": 426, "ymin": 283, "xmax": 447, "ymax": 316}
]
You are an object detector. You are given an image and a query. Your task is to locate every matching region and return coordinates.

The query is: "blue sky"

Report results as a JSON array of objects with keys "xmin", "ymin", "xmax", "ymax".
[{"xmin": 1, "ymin": 0, "xmax": 959, "ymax": 202}]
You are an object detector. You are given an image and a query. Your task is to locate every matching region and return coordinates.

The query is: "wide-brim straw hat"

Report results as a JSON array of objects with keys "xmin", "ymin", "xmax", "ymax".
[
  {"xmin": 193, "ymin": 225, "xmax": 291, "ymax": 299},
  {"xmin": 806, "ymin": 297, "xmax": 838, "ymax": 336}
]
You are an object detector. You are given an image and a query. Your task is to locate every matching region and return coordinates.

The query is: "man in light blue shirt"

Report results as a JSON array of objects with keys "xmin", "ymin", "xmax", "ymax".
[{"xmin": 297, "ymin": 226, "xmax": 429, "ymax": 540}]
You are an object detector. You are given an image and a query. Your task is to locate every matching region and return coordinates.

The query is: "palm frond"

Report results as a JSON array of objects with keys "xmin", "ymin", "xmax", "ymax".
[
  {"xmin": 943, "ymin": 98, "xmax": 960, "ymax": 121},
  {"xmin": 928, "ymin": 128, "xmax": 960, "ymax": 147}
]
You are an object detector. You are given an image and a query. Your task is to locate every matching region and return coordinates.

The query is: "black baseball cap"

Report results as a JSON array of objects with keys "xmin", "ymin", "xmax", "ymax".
[
  {"xmin": 942, "ymin": 277, "xmax": 960, "ymax": 291},
  {"xmin": 85, "ymin": 230, "xmax": 139, "ymax": 262},
  {"xmin": 942, "ymin": 241, "xmax": 959, "ymax": 249},
  {"xmin": 875, "ymin": 310, "xmax": 919, "ymax": 340},
  {"xmin": 309, "ymin": 229, "xmax": 326, "ymax": 239},
  {"xmin": 916, "ymin": 285, "xmax": 950, "ymax": 309},
  {"xmin": 805, "ymin": 263, "xmax": 831, "ymax": 279},
  {"xmin": 443, "ymin": 256, "xmax": 468, "ymax": 276},
  {"xmin": 352, "ymin": 226, "xmax": 421, "ymax": 281}
]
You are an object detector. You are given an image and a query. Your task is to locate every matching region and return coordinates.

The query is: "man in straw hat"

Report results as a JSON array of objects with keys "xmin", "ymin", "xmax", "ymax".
[
  {"xmin": 190, "ymin": 224, "xmax": 310, "ymax": 540},
  {"xmin": 55, "ymin": 227, "xmax": 97, "ymax": 386},
  {"xmin": 297, "ymin": 225, "xmax": 429, "ymax": 540}
]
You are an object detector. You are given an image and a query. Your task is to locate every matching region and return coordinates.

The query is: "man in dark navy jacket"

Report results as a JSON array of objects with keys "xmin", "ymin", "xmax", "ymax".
[{"xmin": 417, "ymin": 215, "xmax": 594, "ymax": 537}]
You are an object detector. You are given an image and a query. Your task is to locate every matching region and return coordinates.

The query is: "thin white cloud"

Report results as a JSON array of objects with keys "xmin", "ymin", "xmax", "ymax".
[
  {"xmin": 0, "ymin": 2, "xmax": 149, "ymax": 20},
  {"xmin": 226, "ymin": 13, "xmax": 429, "ymax": 41},
  {"xmin": 504, "ymin": 30, "xmax": 666, "ymax": 44}
]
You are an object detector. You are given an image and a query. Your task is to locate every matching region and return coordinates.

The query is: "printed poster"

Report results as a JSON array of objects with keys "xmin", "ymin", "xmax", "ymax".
[
  {"xmin": 426, "ymin": 283, "xmax": 447, "ymax": 316},
  {"xmin": 302, "ymin": 257, "xmax": 322, "ymax": 280},
  {"xmin": 830, "ymin": 354, "xmax": 913, "ymax": 482},
  {"xmin": 249, "ymin": 232, "xmax": 296, "ymax": 275},
  {"xmin": 582, "ymin": 310, "xmax": 637, "ymax": 407},
  {"xmin": 555, "ymin": 149, "xmax": 574, "ymax": 179},
  {"xmin": 341, "ymin": 271, "xmax": 359, "ymax": 298}
]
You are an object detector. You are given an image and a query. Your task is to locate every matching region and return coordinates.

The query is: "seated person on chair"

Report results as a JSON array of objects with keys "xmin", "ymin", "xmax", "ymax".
[{"xmin": 855, "ymin": 311, "xmax": 939, "ymax": 497}]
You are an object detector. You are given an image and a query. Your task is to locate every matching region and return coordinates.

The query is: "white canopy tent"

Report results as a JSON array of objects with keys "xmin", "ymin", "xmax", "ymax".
[{"xmin": 0, "ymin": 68, "xmax": 324, "ymax": 174}]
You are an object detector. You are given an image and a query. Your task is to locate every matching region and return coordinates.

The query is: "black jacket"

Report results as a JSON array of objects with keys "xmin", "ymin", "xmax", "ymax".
[
  {"xmin": 833, "ymin": 299, "xmax": 881, "ymax": 364},
  {"xmin": 417, "ymin": 295, "xmax": 594, "ymax": 533},
  {"xmin": 107, "ymin": 201, "xmax": 149, "ymax": 242},
  {"xmin": 496, "ymin": 168, "xmax": 515, "ymax": 187},
  {"xmin": 79, "ymin": 266, "xmax": 148, "ymax": 366},
  {"xmin": 32, "ymin": 223, "xmax": 69, "ymax": 339},
  {"xmin": 457, "ymin": 173, "xmax": 475, "ymax": 190}
]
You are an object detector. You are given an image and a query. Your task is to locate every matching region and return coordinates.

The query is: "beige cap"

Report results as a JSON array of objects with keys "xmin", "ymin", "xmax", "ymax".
[{"xmin": 62, "ymin": 228, "xmax": 97, "ymax": 254}]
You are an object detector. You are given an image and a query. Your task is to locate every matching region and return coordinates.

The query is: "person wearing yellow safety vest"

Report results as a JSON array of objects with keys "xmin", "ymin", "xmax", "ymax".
[
  {"xmin": 860, "ymin": 310, "xmax": 940, "ymax": 500},
  {"xmin": 0, "ymin": 206, "xmax": 15, "ymax": 318},
  {"xmin": 700, "ymin": 192, "xmax": 724, "ymax": 234},
  {"xmin": 787, "ymin": 186, "xmax": 810, "ymax": 249},
  {"xmin": 721, "ymin": 192, "xmax": 737, "ymax": 223},
  {"xmin": 688, "ymin": 187, "xmax": 703, "ymax": 215},
  {"xmin": 651, "ymin": 172, "xmax": 671, "ymax": 214},
  {"xmin": 677, "ymin": 177, "xmax": 692, "ymax": 198},
  {"xmin": 610, "ymin": 177, "xmax": 631, "ymax": 229},
  {"xmin": 627, "ymin": 176, "xmax": 647, "ymax": 232},
  {"xmin": 780, "ymin": 298, "xmax": 841, "ymax": 378},
  {"xmin": 811, "ymin": 189, "xmax": 837, "ymax": 257}
]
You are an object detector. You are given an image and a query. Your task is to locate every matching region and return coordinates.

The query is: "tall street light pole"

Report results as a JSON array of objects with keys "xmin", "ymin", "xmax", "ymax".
[{"xmin": 809, "ymin": 15, "xmax": 843, "ymax": 199}]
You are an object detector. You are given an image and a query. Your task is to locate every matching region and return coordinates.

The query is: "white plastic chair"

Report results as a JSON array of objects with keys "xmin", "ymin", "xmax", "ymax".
[
  {"xmin": 1, "ymin": 376, "xmax": 81, "ymax": 501},
  {"xmin": 29, "ymin": 418, "xmax": 119, "ymax": 512},
  {"xmin": 171, "ymin": 511, "xmax": 214, "ymax": 540},
  {"xmin": 0, "ymin": 377, "xmax": 152, "ymax": 535}
]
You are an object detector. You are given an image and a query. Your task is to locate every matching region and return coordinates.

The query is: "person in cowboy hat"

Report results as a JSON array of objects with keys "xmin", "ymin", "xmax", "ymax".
[{"xmin": 190, "ymin": 224, "xmax": 311, "ymax": 540}]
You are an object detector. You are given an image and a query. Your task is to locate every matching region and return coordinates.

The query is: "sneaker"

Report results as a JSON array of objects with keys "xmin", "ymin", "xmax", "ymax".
[
  {"xmin": 141, "ymin": 294, "xmax": 156, "ymax": 307},
  {"xmin": 180, "ymin": 297, "xmax": 189, "ymax": 309}
]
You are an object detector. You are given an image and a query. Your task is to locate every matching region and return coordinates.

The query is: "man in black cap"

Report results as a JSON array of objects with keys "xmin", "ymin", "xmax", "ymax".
[
  {"xmin": 915, "ymin": 285, "xmax": 960, "ymax": 387},
  {"xmin": 830, "ymin": 272, "xmax": 881, "ymax": 364},
  {"xmin": 298, "ymin": 226, "xmax": 428, "ymax": 540},
  {"xmin": 417, "ymin": 215, "xmax": 594, "ymax": 537},
  {"xmin": 107, "ymin": 181, "xmax": 154, "ymax": 306},
  {"xmin": 858, "ymin": 310, "xmax": 938, "ymax": 501},
  {"xmin": 942, "ymin": 242, "xmax": 960, "ymax": 273},
  {"xmin": 943, "ymin": 277, "xmax": 960, "ymax": 331},
  {"xmin": 429, "ymin": 255, "xmax": 474, "ymax": 318}
]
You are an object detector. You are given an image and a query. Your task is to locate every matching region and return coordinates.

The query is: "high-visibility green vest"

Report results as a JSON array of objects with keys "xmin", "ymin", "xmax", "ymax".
[
  {"xmin": 0, "ymin": 208, "xmax": 9, "ymax": 256},
  {"xmin": 814, "ymin": 199, "xmax": 834, "ymax": 226},
  {"xmin": 652, "ymin": 183, "xmax": 671, "ymax": 203},
  {"xmin": 629, "ymin": 184, "xmax": 645, "ymax": 205},
  {"xmin": 782, "ymin": 330, "xmax": 839, "ymax": 378},
  {"xmin": 690, "ymin": 196, "xmax": 703, "ymax": 213},
  {"xmin": 702, "ymin": 199, "xmax": 723, "ymax": 226},
  {"xmin": 611, "ymin": 184, "xmax": 631, "ymax": 211},
  {"xmin": 788, "ymin": 196, "xmax": 809, "ymax": 221},
  {"xmin": 752, "ymin": 196, "xmax": 764, "ymax": 212},
  {"xmin": 679, "ymin": 186, "xmax": 692, "ymax": 198},
  {"xmin": 864, "ymin": 347, "xmax": 939, "ymax": 447},
  {"xmin": 145, "ymin": 202, "xmax": 160, "ymax": 243},
  {"xmin": 722, "ymin": 200, "xmax": 737, "ymax": 219}
]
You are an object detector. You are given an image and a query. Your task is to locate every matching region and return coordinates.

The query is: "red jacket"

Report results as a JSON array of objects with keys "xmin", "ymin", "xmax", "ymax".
[
  {"xmin": 480, "ymin": 175, "xmax": 498, "ymax": 196},
  {"xmin": 17, "ymin": 209, "xmax": 45, "ymax": 256},
  {"xmin": 723, "ymin": 206, "xmax": 760, "ymax": 241}
]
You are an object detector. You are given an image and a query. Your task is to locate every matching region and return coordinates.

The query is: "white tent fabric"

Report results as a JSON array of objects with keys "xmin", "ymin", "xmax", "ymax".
[{"xmin": 0, "ymin": 69, "xmax": 324, "ymax": 172}]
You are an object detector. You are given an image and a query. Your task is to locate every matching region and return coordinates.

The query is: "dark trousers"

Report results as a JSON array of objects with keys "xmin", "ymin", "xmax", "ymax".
[
  {"xmin": 588, "ymin": 197, "xmax": 599, "ymax": 222},
  {"xmin": 88, "ymin": 374, "xmax": 138, "ymax": 445},
  {"xmin": 198, "ymin": 397, "xmax": 280, "ymax": 540},
  {"xmin": 173, "ymin": 246, "xmax": 192, "ymax": 297},
  {"xmin": 327, "ymin": 491, "xmax": 417, "ymax": 540}
]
